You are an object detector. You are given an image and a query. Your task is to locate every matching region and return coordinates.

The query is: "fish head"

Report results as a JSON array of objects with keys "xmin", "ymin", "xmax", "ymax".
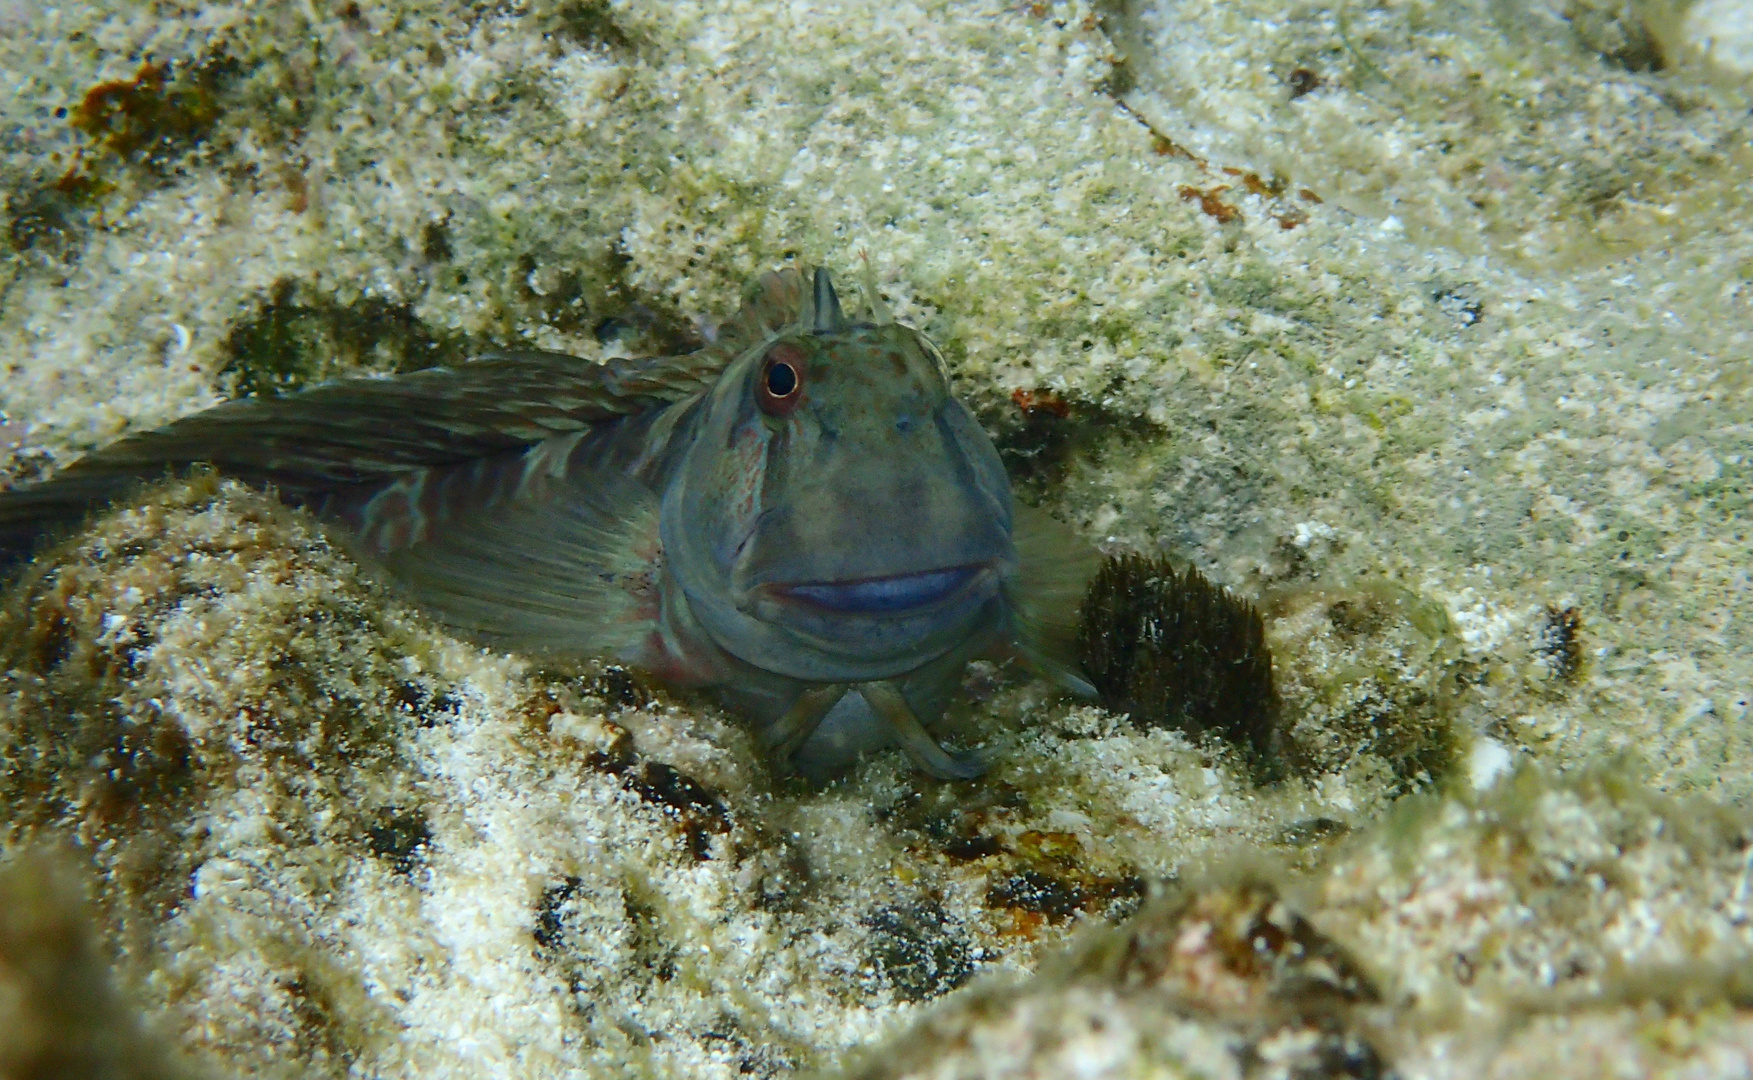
[{"xmin": 662, "ymin": 268, "xmax": 1015, "ymax": 683}]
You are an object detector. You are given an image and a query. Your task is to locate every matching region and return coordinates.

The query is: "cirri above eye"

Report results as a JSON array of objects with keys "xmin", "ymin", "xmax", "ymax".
[{"xmin": 757, "ymin": 343, "xmax": 805, "ymax": 416}]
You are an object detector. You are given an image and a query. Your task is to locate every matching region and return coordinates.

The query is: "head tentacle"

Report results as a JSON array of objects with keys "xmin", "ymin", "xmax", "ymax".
[
  {"xmin": 858, "ymin": 251, "xmax": 893, "ymax": 325},
  {"xmin": 812, "ymin": 267, "xmax": 849, "ymax": 335}
]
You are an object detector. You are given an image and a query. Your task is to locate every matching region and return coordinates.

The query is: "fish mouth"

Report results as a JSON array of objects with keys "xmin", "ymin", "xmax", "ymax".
[{"xmin": 762, "ymin": 564, "xmax": 988, "ymax": 615}]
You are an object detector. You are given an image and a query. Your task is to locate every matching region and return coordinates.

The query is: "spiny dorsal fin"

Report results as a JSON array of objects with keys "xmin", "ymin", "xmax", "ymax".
[{"xmin": 0, "ymin": 267, "xmax": 826, "ymax": 563}]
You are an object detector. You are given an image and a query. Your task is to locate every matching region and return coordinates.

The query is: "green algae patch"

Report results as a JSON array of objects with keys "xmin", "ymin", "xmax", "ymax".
[
  {"xmin": 216, "ymin": 248, "xmax": 705, "ymax": 402},
  {"xmin": 549, "ymin": 0, "xmax": 644, "ymax": 53},
  {"xmin": 1077, "ymin": 552, "xmax": 1281, "ymax": 780},
  {"xmin": 1267, "ymin": 584, "xmax": 1467, "ymax": 796},
  {"xmin": 984, "ymin": 386, "xmax": 1162, "ymax": 496},
  {"xmin": 219, "ymin": 279, "xmax": 478, "ymax": 398}
]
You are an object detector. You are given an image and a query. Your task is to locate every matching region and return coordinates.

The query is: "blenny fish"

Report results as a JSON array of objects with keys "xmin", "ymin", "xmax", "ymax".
[{"xmin": 0, "ymin": 266, "xmax": 1095, "ymax": 780}]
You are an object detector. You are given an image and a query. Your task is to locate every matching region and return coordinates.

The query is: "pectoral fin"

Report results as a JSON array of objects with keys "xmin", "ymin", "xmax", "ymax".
[
  {"xmin": 763, "ymin": 683, "xmax": 849, "ymax": 775},
  {"xmin": 1006, "ymin": 504, "xmax": 1101, "ymax": 697},
  {"xmin": 373, "ymin": 461, "xmax": 664, "ymax": 659},
  {"xmin": 858, "ymin": 681, "xmax": 987, "ymax": 780}
]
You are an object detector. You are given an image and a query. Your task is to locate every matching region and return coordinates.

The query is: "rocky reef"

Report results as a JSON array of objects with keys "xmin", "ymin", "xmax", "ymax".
[{"xmin": 3, "ymin": 1, "xmax": 1751, "ymax": 1077}]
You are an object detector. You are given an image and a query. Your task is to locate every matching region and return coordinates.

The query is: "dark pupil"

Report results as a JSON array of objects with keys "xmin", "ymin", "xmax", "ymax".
[{"xmin": 766, "ymin": 361, "xmax": 798, "ymax": 397}]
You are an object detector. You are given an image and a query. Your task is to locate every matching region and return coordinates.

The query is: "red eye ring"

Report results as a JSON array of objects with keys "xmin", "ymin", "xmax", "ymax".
[{"xmin": 757, "ymin": 343, "xmax": 806, "ymax": 416}]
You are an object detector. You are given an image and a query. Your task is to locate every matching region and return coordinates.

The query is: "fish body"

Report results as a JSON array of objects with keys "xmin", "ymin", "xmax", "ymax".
[{"xmin": 0, "ymin": 267, "xmax": 1093, "ymax": 779}]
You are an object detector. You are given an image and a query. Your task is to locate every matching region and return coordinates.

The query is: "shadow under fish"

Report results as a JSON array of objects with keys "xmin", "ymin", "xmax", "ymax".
[{"xmin": 0, "ymin": 266, "xmax": 1097, "ymax": 781}]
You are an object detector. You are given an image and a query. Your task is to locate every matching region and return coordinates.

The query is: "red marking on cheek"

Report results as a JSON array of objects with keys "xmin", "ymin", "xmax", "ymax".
[
  {"xmin": 726, "ymin": 423, "xmax": 768, "ymax": 524},
  {"xmin": 639, "ymin": 629, "xmax": 696, "ymax": 684},
  {"xmin": 639, "ymin": 625, "xmax": 724, "ymax": 686}
]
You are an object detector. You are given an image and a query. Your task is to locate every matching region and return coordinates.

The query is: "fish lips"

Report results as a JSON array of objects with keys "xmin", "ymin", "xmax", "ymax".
[
  {"xmin": 759, "ymin": 564, "xmax": 990, "ymax": 616},
  {"xmin": 738, "ymin": 562, "xmax": 1006, "ymax": 659}
]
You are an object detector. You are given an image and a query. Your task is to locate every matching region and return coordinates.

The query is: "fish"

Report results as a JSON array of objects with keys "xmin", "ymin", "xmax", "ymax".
[{"xmin": 0, "ymin": 265, "xmax": 1097, "ymax": 780}]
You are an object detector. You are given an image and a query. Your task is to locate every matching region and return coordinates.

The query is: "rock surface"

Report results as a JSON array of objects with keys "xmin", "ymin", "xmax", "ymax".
[{"xmin": 2, "ymin": 1, "xmax": 1751, "ymax": 1078}]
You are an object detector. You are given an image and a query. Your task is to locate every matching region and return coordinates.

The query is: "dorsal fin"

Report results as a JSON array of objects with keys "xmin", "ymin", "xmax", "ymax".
[
  {"xmin": 0, "ymin": 266, "xmax": 824, "ymax": 566},
  {"xmin": 717, "ymin": 266, "xmax": 812, "ymax": 345},
  {"xmin": 858, "ymin": 252, "xmax": 893, "ymax": 325}
]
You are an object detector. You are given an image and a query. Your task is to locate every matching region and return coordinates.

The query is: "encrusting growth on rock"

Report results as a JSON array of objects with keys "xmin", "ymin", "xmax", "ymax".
[
  {"xmin": 839, "ymin": 872, "xmax": 1391, "ymax": 1080},
  {"xmin": 1075, "ymin": 553, "xmax": 1280, "ymax": 777},
  {"xmin": 1536, "ymin": 604, "xmax": 1585, "ymax": 683},
  {"xmin": 0, "ymin": 850, "xmax": 194, "ymax": 1080}
]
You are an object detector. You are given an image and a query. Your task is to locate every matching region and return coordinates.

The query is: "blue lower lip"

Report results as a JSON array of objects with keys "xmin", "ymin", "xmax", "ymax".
[{"xmin": 773, "ymin": 566, "xmax": 982, "ymax": 614}]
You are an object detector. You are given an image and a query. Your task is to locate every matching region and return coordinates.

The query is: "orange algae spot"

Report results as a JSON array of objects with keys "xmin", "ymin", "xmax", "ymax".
[
  {"xmin": 70, "ymin": 61, "xmax": 223, "ymax": 161},
  {"xmin": 1220, "ymin": 169, "xmax": 1285, "ymax": 198},
  {"xmin": 1241, "ymin": 171, "xmax": 1285, "ymax": 198},
  {"xmin": 55, "ymin": 59, "xmax": 228, "ymax": 198},
  {"xmin": 1151, "ymin": 133, "xmax": 1200, "ymax": 160},
  {"xmin": 1179, "ymin": 184, "xmax": 1241, "ymax": 224},
  {"xmin": 1000, "ymin": 909, "xmax": 1047, "ymax": 939},
  {"xmin": 1011, "ymin": 387, "xmax": 1071, "ymax": 419},
  {"xmin": 1014, "ymin": 829, "xmax": 1082, "ymax": 861}
]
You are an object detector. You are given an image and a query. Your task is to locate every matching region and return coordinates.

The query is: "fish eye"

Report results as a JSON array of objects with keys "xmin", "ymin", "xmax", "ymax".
[{"xmin": 757, "ymin": 343, "xmax": 806, "ymax": 416}]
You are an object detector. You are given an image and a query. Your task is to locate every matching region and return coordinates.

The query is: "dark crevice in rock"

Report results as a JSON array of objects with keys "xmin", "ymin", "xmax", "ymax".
[
  {"xmin": 365, "ymin": 808, "xmax": 431, "ymax": 875},
  {"xmin": 980, "ymin": 386, "xmax": 1160, "ymax": 495},
  {"xmin": 585, "ymin": 729, "xmax": 732, "ymax": 862},
  {"xmin": 863, "ymin": 903, "xmax": 976, "ymax": 1003}
]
